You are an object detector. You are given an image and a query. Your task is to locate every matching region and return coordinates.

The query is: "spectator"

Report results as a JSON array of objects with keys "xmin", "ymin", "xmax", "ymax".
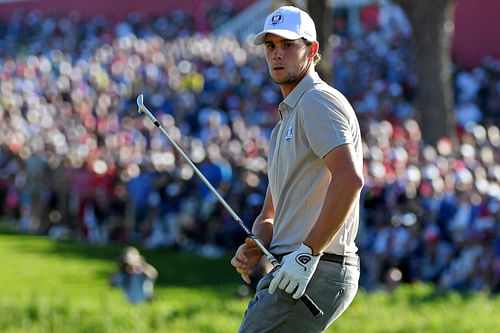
[{"xmin": 110, "ymin": 246, "xmax": 158, "ymax": 304}]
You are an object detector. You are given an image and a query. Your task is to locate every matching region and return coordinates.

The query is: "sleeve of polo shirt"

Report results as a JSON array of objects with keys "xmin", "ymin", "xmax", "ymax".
[{"xmin": 299, "ymin": 89, "xmax": 353, "ymax": 158}]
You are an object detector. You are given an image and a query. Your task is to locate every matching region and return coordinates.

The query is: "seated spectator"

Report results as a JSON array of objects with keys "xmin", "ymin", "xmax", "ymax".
[{"xmin": 110, "ymin": 246, "xmax": 158, "ymax": 304}]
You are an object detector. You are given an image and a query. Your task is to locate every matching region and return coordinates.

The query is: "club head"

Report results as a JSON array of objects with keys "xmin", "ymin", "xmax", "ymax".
[
  {"xmin": 137, "ymin": 94, "xmax": 144, "ymax": 114},
  {"xmin": 136, "ymin": 93, "xmax": 160, "ymax": 126}
]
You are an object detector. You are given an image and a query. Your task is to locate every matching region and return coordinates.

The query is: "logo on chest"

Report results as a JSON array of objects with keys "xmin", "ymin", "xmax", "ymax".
[{"xmin": 285, "ymin": 126, "xmax": 293, "ymax": 141}]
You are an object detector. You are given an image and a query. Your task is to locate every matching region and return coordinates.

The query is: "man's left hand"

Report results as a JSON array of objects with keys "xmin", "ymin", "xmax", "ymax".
[{"xmin": 268, "ymin": 243, "xmax": 321, "ymax": 299}]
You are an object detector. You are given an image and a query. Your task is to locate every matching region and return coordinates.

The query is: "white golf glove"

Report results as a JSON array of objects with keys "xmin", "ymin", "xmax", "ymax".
[{"xmin": 268, "ymin": 243, "xmax": 322, "ymax": 299}]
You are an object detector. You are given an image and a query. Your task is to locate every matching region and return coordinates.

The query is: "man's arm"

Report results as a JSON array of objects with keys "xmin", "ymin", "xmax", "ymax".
[
  {"xmin": 304, "ymin": 143, "xmax": 364, "ymax": 255},
  {"xmin": 231, "ymin": 185, "xmax": 274, "ymax": 283},
  {"xmin": 251, "ymin": 185, "xmax": 275, "ymax": 247},
  {"xmin": 143, "ymin": 263, "xmax": 158, "ymax": 280}
]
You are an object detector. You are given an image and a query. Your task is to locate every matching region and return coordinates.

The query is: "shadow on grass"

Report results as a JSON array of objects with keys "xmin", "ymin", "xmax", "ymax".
[{"xmin": 0, "ymin": 225, "xmax": 240, "ymax": 289}]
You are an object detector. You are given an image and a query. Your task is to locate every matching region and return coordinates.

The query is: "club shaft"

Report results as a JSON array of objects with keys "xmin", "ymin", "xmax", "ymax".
[{"xmin": 137, "ymin": 94, "xmax": 323, "ymax": 318}]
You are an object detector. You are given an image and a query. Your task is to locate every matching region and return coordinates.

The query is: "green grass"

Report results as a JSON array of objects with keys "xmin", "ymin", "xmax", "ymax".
[{"xmin": 1, "ymin": 226, "xmax": 500, "ymax": 332}]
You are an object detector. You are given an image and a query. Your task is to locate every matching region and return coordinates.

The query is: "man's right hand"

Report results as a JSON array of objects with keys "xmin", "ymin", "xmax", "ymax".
[{"xmin": 230, "ymin": 238, "xmax": 263, "ymax": 284}]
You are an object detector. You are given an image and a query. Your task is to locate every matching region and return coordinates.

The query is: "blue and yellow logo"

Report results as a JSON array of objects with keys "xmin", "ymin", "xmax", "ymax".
[
  {"xmin": 285, "ymin": 126, "xmax": 293, "ymax": 141},
  {"xmin": 271, "ymin": 13, "xmax": 283, "ymax": 25}
]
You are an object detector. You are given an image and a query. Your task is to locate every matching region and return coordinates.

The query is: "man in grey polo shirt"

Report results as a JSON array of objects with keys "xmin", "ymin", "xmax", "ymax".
[{"xmin": 231, "ymin": 6, "xmax": 364, "ymax": 332}]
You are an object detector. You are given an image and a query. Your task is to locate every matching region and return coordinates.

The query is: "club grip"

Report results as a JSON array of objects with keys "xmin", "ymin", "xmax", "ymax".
[{"xmin": 301, "ymin": 293, "xmax": 324, "ymax": 318}]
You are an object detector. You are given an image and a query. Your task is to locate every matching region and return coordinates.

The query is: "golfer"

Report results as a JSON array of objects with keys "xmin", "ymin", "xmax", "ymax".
[{"xmin": 231, "ymin": 6, "xmax": 364, "ymax": 332}]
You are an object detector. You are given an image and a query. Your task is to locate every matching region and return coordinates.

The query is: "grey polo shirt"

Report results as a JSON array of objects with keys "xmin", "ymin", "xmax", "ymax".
[{"xmin": 268, "ymin": 71, "xmax": 362, "ymax": 256}]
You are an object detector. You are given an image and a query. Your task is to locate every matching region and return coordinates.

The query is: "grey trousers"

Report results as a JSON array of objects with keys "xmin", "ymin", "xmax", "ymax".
[{"xmin": 238, "ymin": 258, "xmax": 360, "ymax": 333}]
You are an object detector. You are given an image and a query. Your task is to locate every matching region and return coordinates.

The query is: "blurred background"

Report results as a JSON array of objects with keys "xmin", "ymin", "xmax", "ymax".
[{"xmin": 0, "ymin": 0, "xmax": 499, "ymax": 297}]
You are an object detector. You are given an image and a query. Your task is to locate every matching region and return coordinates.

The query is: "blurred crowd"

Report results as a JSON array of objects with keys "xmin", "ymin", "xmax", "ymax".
[{"xmin": 0, "ymin": 4, "xmax": 499, "ymax": 293}]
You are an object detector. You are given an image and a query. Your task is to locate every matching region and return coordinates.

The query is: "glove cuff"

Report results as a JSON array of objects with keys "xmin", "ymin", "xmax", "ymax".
[{"xmin": 299, "ymin": 243, "xmax": 322, "ymax": 257}]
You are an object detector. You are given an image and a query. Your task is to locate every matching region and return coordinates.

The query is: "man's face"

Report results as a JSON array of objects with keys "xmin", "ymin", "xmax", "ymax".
[{"xmin": 263, "ymin": 34, "xmax": 311, "ymax": 86}]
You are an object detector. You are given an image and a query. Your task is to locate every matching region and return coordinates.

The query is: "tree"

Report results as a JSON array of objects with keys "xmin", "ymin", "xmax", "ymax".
[
  {"xmin": 307, "ymin": 0, "xmax": 334, "ymax": 84},
  {"xmin": 393, "ymin": 0, "xmax": 458, "ymax": 146}
]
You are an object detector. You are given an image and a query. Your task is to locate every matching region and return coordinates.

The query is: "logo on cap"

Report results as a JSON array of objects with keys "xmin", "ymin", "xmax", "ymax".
[
  {"xmin": 271, "ymin": 13, "xmax": 283, "ymax": 25},
  {"xmin": 303, "ymin": 30, "xmax": 313, "ymax": 38}
]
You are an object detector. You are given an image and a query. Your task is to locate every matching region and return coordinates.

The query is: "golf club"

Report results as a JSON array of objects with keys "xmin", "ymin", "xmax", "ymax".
[{"xmin": 136, "ymin": 94, "xmax": 324, "ymax": 318}]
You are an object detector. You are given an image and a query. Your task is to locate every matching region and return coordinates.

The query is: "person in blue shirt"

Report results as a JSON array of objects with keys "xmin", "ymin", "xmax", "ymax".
[{"xmin": 110, "ymin": 246, "xmax": 158, "ymax": 304}]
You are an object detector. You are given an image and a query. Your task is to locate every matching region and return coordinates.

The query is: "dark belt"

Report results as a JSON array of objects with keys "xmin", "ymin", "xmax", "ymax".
[{"xmin": 273, "ymin": 252, "xmax": 359, "ymax": 267}]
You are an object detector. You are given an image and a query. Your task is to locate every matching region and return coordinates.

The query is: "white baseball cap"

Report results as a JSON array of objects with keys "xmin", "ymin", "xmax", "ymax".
[{"xmin": 254, "ymin": 6, "xmax": 316, "ymax": 45}]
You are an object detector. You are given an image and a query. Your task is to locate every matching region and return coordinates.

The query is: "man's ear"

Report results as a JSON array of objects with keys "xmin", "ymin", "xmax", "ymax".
[{"xmin": 309, "ymin": 41, "xmax": 319, "ymax": 57}]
